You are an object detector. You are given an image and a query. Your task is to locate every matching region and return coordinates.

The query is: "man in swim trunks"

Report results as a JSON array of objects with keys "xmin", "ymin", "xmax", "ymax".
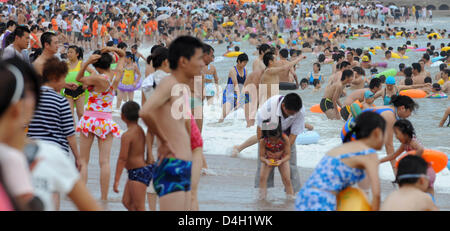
[
  {"xmin": 321, "ymin": 69, "xmax": 354, "ymax": 120},
  {"xmin": 260, "ymin": 52, "xmax": 305, "ymax": 100},
  {"xmin": 140, "ymin": 36, "xmax": 205, "ymax": 210}
]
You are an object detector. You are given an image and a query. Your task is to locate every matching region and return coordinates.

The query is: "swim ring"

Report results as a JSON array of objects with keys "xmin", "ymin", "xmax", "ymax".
[
  {"xmin": 427, "ymin": 33, "xmax": 442, "ymax": 39},
  {"xmin": 442, "ymin": 47, "xmax": 450, "ymax": 52},
  {"xmin": 429, "ymin": 93, "xmax": 448, "ymax": 99},
  {"xmin": 223, "ymin": 51, "xmax": 244, "ymax": 57},
  {"xmin": 375, "ymin": 68, "xmax": 397, "ymax": 78},
  {"xmin": 396, "ymin": 149, "xmax": 448, "ymax": 173},
  {"xmin": 399, "ymin": 89, "xmax": 427, "ymax": 98},
  {"xmin": 414, "ymin": 48, "xmax": 427, "ymax": 52}
]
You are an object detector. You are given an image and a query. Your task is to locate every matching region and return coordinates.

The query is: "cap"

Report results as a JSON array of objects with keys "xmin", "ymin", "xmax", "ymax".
[
  {"xmin": 362, "ymin": 56, "xmax": 369, "ymax": 62},
  {"xmin": 364, "ymin": 90, "xmax": 374, "ymax": 99},
  {"xmin": 386, "ymin": 76, "xmax": 396, "ymax": 85}
]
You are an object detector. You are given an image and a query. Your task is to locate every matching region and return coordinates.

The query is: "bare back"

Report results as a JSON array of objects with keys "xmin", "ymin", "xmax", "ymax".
[{"xmin": 124, "ymin": 125, "xmax": 147, "ymax": 170}]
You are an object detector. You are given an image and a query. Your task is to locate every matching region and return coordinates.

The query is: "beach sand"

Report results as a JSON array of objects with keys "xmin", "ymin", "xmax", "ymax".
[{"xmin": 60, "ymin": 128, "xmax": 450, "ymax": 211}]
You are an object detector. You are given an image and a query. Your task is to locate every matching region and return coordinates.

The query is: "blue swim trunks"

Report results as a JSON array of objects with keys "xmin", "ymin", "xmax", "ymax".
[
  {"xmin": 153, "ymin": 158, "xmax": 192, "ymax": 197},
  {"xmin": 128, "ymin": 164, "xmax": 154, "ymax": 186}
]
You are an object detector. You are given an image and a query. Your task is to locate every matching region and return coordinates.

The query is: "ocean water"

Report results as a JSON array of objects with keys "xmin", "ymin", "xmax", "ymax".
[{"xmin": 121, "ymin": 18, "xmax": 450, "ymax": 194}]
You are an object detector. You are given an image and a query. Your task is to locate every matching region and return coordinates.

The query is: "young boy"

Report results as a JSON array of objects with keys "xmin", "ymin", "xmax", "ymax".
[
  {"xmin": 381, "ymin": 155, "xmax": 438, "ymax": 211},
  {"xmin": 113, "ymin": 101, "xmax": 152, "ymax": 211},
  {"xmin": 362, "ymin": 90, "xmax": 375, "ymax": 109},
  {"xmin": 139, "ymin": 36, "xmax": 205, "ymax": 211}
]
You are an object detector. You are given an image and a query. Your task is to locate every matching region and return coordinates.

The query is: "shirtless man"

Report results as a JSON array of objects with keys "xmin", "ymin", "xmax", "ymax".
[
  {"xmin": 350, "ymin": 66, "xmax": 366, "ymax": 89},
  {"xmin": 411, "ymin": 63, "xmax": 426, "ymax": 84},
  {"xmin": 252, "ymin": 44, "xmax": 271, "ymax": 73},
  {"xmin": 260, "ymin": 52, "xmax": 305, "ymax": 100},
  {"xmin": 329, "ymin": 61, "xmax": 351, "ymax": 85},
  {"xmin": 341, "ymin": 78, "xmax": 382, "ymax": 120},
  {"xmin": 276, "ymin": 48, "xmax": 297, "ymax": 84},
  {"xmin": 33, "ymin": 32, "xmax": 59, "ymax": 75},
  {"xmin": 139, "ymin": 36, "xmax": 205, "ymax": 211},
  {"xmin": 321, "ymin": 70, "xmax": 354, "ymax": 120}
]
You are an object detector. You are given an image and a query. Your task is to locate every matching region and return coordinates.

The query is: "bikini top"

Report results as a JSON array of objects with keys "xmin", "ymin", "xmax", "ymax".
[
  {"xmin": 205, "ymin": 64, "xmax": 214, "ymax": 80},
  {"xmin": 264, "ymin": 137, "xmax": 285, "ymax": 153}
]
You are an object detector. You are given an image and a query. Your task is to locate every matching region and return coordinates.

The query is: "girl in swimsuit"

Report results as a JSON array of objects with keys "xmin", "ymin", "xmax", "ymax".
[
  {"xmin": 380, "ymin": 119, "xmax": 436, "ymax": 197},
  {"xmin": 383, "ymin": 76, "xmax": 399, "ymax": 105},
  {"xmin": 258, "ymin": 118, "xmax": 293, "ymax": 200},
  {"xmin": 65, "ymin": 45, "xmax": 94, "ymax": 126},
  {"xmin": 309, "ymin": 62, "xmax": 322, "ymax": 85},
  {"xmin": 116, "ymin": 52, "xmax": 142, "ymax": 110}
]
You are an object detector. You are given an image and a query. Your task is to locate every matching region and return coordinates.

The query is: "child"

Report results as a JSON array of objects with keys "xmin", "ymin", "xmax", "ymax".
[
  {"xmin": 362, "ymin": 90, "xmax": 375, "ymax": 109},
  {"xmin": 380, "ymin": 119, "xmax": 436, "ymax": 196},
  {"xmin": 258, "ymin": 118, "xmax": 293, "ymax": 200},
  {"xmin": 309, "ymin": 63, "xmax": 322, "ymax": 85},
  {"xmin": 426, "ymin": 83, "xmax": 447, "ymax": 98},
  {"xmin": 312, "ymin": 79, "xmax": 321, "ymax": 92},
  {"xmin": 116, "ymin": 52, "xmax": 142, "ymax": 110},
  {"xmin": 113, "ymin": 101, "xmax": 152, "ymax": 211},
  {"xmin": 381, "ymin": 155, "xmax": 438, "ymax": 211}
]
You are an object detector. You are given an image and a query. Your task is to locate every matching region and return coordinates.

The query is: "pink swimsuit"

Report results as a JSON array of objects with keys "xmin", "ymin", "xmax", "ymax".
[
  {"xmin": 76, "ymin": 74, "xmax": 121, "ymax": 139},
  {"xmin": 190, "ymin": 113, "xmax": 203, "ymax": 150}
]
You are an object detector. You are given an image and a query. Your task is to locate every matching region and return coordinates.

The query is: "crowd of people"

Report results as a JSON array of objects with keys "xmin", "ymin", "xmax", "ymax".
[{"xmin": 0, "ymin": 0, "xmax": 449, "ymax": 211}]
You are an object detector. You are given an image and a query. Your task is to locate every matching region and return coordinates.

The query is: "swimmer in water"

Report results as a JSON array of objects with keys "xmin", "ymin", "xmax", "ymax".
[
  {"xmin": 439, "ymin": 107, "xmax": 450, "ymax": 127},
  {"xmin": 381, "ymin": 155, "xmax": 438, "ymax": 211}
]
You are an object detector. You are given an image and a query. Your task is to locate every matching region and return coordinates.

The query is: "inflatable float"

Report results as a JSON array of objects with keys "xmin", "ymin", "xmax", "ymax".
[
  {"xmin": 432, "ymin": 56, "xmax": 445, "ymax": 63},
  {"xmin": 429, "ymin": 93, "xmax": 448, "ymax": 99},
  {"xmin": 396, "ymin": 149, "xmax": 448, "ymax": 173},
  {"xmin": 279, "ymin": 82, "xmax": 297, "ymax": 90},
  {"xmin": 223, "ymin": 51, "xmax": 244, "ymax": 57},
  {"xmin": 375, "ymin": 68, "xmax": 397, "ymax": 78},
  {"xmin": 442, "ymin": 47, "xmax": 450, "ymax": 52},
  {"xmin": 295, "ymin": 131, "xmax": 320, "ymax": 145},
  {"xmin": 438, "ymin": 77, "xmax": 450, "ymax": 85},
  {"xmin": 310, "ymin": 104, "xmax": 341, "ymax": 114},
  {"xmin": 222, "ymin": 22, "xmax": 234, "ymax": 27},
  {"xmin": 414, "ymin": 48, "xmax": 427, "ymax": 52},
  {"xmin": 337, "ymin": 187, "xmax": 371, "ymax": 211},
  {"xmin": 399, "ymin": 89, "xmax": 427, "ymax": 98},
  {"xmin": 391, "ymin": 53, "xmax": 408, "ymax": 59},
  {"xmin": 341, "ymin": 117, "xmax": 356, "ymax": 142},
  {"xmin": 427, "ymin": 33, "xmax": 442, "ymax": 39}
]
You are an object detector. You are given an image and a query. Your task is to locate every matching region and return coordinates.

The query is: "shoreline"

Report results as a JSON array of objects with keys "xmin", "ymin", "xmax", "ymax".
[{"xmin": 61, "ymin": 153, "xmax": 450, "ymax": 211}]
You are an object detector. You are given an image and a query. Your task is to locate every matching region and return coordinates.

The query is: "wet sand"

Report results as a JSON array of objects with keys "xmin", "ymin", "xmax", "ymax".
[{"xmin": 60, "ymin": 118, "xmax": 450, "ymax": 211}]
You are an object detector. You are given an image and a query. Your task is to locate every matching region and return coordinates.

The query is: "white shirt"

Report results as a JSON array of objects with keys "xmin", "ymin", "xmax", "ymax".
[
  {"xmin": 30, "ymin": 140, "xmax": 79, "ymax": 211},
  {"xmin": 72, "ymin": 18, "xmax": 81, "ymax": 32},
  {"xmin": 256, "ymin": 95, "xmax": 305, "ymax": 136},
  {"xmin": 0, "ymin": 143, "xmax": 34, "ymax": 197},
  {"xmin": 142, "ymin": 70, "xmax": 170, "ymax": 96}
]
